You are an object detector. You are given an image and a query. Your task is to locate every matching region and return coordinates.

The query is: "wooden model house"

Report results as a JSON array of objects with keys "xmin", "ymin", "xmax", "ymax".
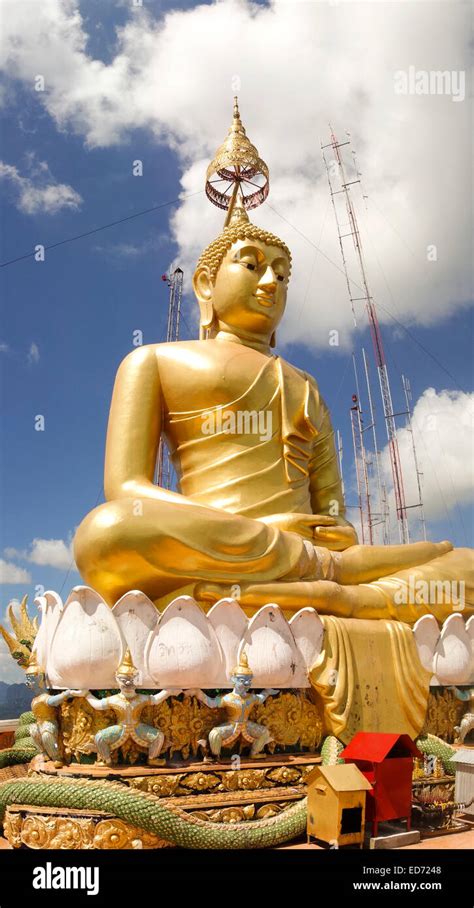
[{"xmin": 306, "ymin": 762, "xmax": 372, "ymax": 847}]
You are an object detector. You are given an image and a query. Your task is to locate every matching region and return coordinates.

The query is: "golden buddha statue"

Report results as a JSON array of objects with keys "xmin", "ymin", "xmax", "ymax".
[{"xmin": 74, "ymin": 100, "xmax": 473, "ymax": 626}]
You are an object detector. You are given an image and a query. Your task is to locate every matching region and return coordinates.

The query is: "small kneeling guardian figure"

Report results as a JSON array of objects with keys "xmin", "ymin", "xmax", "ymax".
[
  {"xmin": 25, "ymin": 651, "xmax": 84, "ymax": 767},
  {"xmin": 79, "ymin": 649, "xmax": 180, "ymax": 766},
  {"xmin": 185, "ymin": 652, "xmax": 278, "ymax": 759}
]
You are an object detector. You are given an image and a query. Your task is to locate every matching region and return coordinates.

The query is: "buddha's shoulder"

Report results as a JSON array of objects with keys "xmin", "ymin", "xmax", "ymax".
[{"xmin": 118, "ymin": 340, "xmax": 212, "ymax": 369}]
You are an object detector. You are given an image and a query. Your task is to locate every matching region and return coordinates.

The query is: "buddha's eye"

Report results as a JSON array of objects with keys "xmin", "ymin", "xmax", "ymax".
[{"xmin": 243, "ymin": 262, "xmax": 256, "ymax": 271}]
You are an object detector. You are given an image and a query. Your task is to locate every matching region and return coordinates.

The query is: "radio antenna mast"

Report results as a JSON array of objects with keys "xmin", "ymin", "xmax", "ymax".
[
  {"xmin": 157, "ymin": 267, "xmax": 183, "ymax": 489},
  {"xmin": 402, "ymin": 375, "xmax": 427, "ymax": 541},
  {"xmin": 322, "ymin": 127, "xmax": 410, "ymax": 543},
  {"xmin": 362, "ymin": 348, "xmax": 390, "ymax": 544}
]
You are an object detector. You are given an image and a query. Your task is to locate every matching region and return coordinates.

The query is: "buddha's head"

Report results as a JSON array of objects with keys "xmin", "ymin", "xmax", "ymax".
[{"xmin": 193, "ymin": 211, "xmax": 291, "ymax": 348}]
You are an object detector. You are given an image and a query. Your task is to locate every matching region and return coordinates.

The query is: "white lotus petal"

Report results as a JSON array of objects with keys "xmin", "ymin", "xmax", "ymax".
[
  {"xmin": 112, "ymin": 591, "xmax": 158, "ymax": 687},
  {"xmin": 146, "ymin": 596, "xmax": 224, "ymax": 688},
  {"xmin": 48, "ymin": 586, "xmax": 124, "ymax": 688},
  {"xmin": 33, "ymin": 590, "xmax": 64, "ymax": 681},
  {"xmin": 31, "ymin": 596, "xmax": 48, "ymax": 671},
  {"xmin": 433, "ymin": 614, "xmax": 473, "ymax": 685},
  {"xmin": 239, "ymin": 603, "xmax": 305, "ymax": 687},
  {"xmin": 207, "ymin": 598, "xmax": 248, "ymax": 683},
  {"xmin": 413, "ymin": 614, "xmax": 440, "ymax": 673},
  {"xmin": 466, "ymin": 615, "xmax": 474, "ymax": 683},
  {"xmin": 289, "ymin": 608, "xmax": 324, "ymax": 681}
]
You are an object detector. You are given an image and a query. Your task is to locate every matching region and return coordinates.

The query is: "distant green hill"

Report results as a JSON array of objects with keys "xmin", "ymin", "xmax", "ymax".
[{"xmin": 0, "ymin": 681, "xmax": 33, "ymax": 721}]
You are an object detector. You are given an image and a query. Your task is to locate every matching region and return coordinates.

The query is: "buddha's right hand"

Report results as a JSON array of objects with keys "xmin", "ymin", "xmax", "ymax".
[{"xmin": 258, "ymin": 513, "xmax": 337, "ymax": 540}]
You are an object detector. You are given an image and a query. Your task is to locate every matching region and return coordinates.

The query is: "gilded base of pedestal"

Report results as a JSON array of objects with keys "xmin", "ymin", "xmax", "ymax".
[
  {"xmin": 3, "ymin": 803, "xmax": 173, "ymax": 850},
  {"xmin": 7, "ymin": 754, "xmax": 317, "ymax": 846}
]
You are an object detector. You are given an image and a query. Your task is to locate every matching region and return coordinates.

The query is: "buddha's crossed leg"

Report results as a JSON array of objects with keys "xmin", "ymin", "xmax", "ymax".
[
  {"xmin": 195, "ymin": 546, "xmax": 474, "ymax": 624},
  {"xmin": 74, "ymin": 496, "xmax": 469, "ymax": 622}
]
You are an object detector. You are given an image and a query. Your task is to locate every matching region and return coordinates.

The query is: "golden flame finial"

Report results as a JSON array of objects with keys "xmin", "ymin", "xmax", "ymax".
[{"xmin": 205, "ymin": 97, "xmax": 269, "ymax": 218}]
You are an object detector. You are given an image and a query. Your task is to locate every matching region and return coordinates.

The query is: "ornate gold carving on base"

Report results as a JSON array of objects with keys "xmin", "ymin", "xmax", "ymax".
[
  {"xmin": 253, "ymin": 692, "xmax": 322, "ymax": 751},
  {"xmin": 59, "ymin": 692, "xmax": 322, "ymax": 765},
  {"xmin": 4, "ymin": 805, "xmax": 172, "ymax": 850},
  {"xmin": 191, "ymin": 802, "xmax": 290, "ymax": 824},
  {"xmin": 127, "ymin": 761, "xmax": 316, "ymax": 798},
  {"xmin": 421, "ymin": 689, "xmax": 465, "ymax": 743}
]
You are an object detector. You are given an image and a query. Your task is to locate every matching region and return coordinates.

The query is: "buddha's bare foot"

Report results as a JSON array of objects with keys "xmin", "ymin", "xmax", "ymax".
[{"xmin": 333, "ymin": 539, "xmax": 453, "ymax": 585}]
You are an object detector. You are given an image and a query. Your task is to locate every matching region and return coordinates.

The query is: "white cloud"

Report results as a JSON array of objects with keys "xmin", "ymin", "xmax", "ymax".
[
  {"xmin": 0, "ymin": 157, "xmax": 82, "ymax": 215},
  {"xmin": 0, "ymin": 559, "xmax": 31, "ymax": 584},
  {"xmin": 0, "ymin": 0, "xmax": 471, "ymax": 348},
  {"xmin": 94, "ymin": 234, "xmax": 167, "ymax": 259},
  {"xmin": 27, "ymin": 342, "xmax": 40, "ymax": 364},
  {"xmin": 27, "ymin": 538, "xmax": 75, "ymax": 570},
  {"xmin": 382, "ymin": 387, "xmax": 474, "ymax": 527},
  {"xmin": 4, "ymin": 537, "xmax": 76, "ymax": 571}
]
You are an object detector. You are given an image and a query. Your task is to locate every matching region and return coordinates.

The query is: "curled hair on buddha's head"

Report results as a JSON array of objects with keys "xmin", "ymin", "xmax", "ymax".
[{"xmin": 195, "ymin": 222, "xmax": 292, "ymax": 286}]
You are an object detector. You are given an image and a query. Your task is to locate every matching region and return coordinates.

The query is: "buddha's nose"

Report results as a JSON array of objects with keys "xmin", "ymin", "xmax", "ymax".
[{"xmin": 259, "ymin": 265, "xmax": 277, "ymax": 290}]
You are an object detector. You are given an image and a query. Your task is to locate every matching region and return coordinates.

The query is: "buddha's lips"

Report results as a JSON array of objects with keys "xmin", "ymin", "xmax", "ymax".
[{"xmin": 254, "ymin": 292, "xmax": 275, "ymax": 307}]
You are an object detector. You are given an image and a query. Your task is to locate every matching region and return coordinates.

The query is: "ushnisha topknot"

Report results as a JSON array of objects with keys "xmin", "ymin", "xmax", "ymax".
[{"xmin": 195, "ymin": 221, "xmax": 292, "ymax": 285}]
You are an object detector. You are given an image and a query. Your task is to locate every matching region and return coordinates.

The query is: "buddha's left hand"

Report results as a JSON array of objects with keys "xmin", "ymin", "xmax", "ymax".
[
  {"xmin": 259, "ymin": 513, "xmax": 358, "ymax": 550},
  {"xmin": 312, "ymin": 523, "xmax": 358, "ymax": 551}
]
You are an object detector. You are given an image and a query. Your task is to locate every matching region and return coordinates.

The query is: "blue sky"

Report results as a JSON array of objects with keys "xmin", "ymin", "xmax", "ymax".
[{"xmin": 0, "ymin": 0, "xmax": 472, "ymax": 682}]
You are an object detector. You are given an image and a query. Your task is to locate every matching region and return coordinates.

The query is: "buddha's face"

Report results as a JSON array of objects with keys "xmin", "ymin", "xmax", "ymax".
[{"xmin": 194, "ymin": 238, "xmax": 290, "ymax": 342}]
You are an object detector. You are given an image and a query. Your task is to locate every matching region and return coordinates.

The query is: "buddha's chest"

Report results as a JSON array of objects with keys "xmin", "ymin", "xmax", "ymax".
[{"xmin": 160, "ymin": 345, "xmax": 280, "ymax": 414}]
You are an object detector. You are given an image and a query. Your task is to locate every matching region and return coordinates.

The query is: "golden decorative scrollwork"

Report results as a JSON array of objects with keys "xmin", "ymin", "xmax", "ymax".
[
  {"xmin": 21, "ymin": 815, "xmax": 94, "ymax": 850},
  {"xmin": 421, "ymin": 689, "xmax": 465, "ymax": 743},
  {"xmin": 128, "ymin": 762, "xmax": 315, "ymax": 798},
  {"xmin": 221, "ymin": 769, "xmax": 269, "ymax": 791},
  {"xmin": 190, "ymin": 801, "xmax": 290, "ymax": 824},
  {"xmin": 180, "ymin": 771, "xmax": 221, "ymax": 792},
  {"xmin": 93, "ymin": 819, "xmax": 171, "ymax": 850},
  {"xmin": 3, "ymin": 809, "xmax": 22, "ymax": 848},
  {"xmin": 59, "ymin": 692, "xmax": 322, "ymax": 765},
  {"xmin": 254, "ymin": 692, "xmax": 322, "ymax": 751},
  {"xmin": 4, "ymin": 806, "xmax": 172, "ymax": 850},
  {"xmin": 61, "ymin": 698, "xmax": 115, "ymax": 761}
]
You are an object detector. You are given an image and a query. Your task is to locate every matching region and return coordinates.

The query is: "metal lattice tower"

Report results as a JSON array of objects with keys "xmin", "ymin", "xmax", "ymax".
[
  {"xmin": 157, "ymin": 267, "xmax": 183, "ymax": 489},
  {"xmin": 350, "ymin": 392, "xmax": 373, "ymax": 545},
  {"xmin": 322, "ymin": 127, "xmax": 410, "ymax": 543},
  {"xmin": 362, "ymin": 348, "xmax": 390, "ymax": 544},
  {"xmin": 402, "ymin": 375, "xmax": 427, "ymax": 541},
  {"xmin": 336, "ymin": 429, "xmax": 345, "ymax": 498}
]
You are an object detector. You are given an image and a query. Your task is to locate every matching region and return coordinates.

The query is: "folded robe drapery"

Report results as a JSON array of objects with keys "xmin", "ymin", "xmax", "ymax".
[{"xmin": 310, "ymin": 617, "xmax": 432, "ymax": 743}]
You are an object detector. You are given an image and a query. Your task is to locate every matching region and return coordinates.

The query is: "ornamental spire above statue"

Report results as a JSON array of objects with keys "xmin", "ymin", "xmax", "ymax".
[{"xmin": 74, "ymin": 98, "xmax": 473, "ymax": 623}]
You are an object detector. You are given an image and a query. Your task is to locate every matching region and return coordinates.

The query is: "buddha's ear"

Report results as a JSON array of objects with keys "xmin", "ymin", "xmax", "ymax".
[
  {"xmin": 193, "ymin": 265, "xmax": 216, "ymax": 338},
  {"xmin": 270, "ymin": 331, "xmax": 276, "ymax": 348},
  {"xmin": 193, "ymin": 264, "xmax": 213, "ymax": 304}
]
